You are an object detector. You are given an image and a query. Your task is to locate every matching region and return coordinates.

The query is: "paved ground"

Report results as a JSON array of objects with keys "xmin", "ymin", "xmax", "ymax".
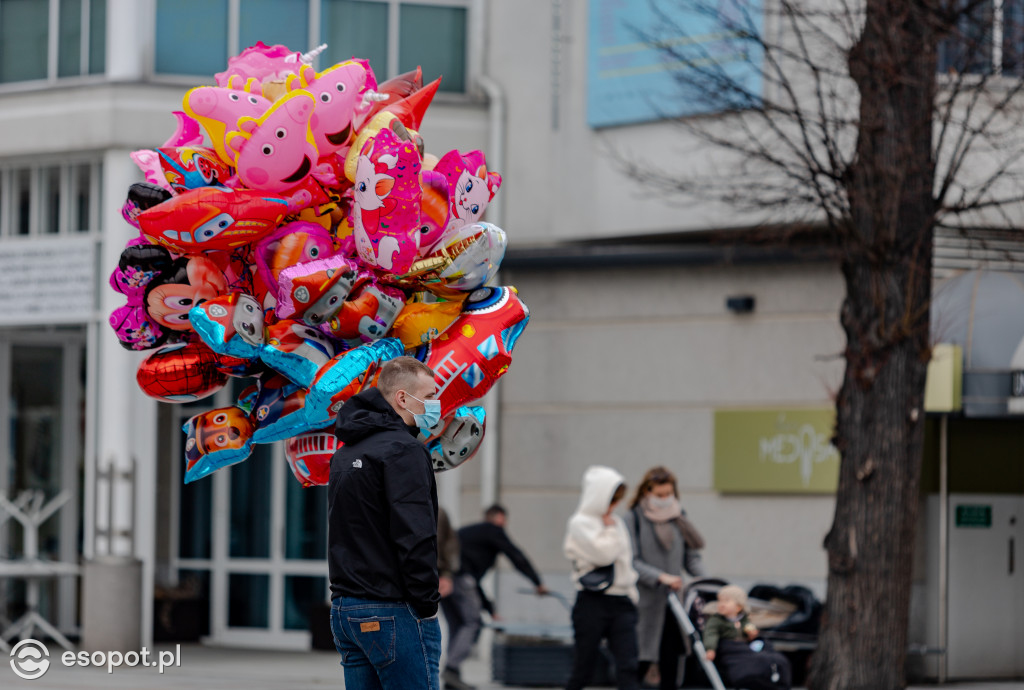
[{"xmin": 5, "ymin": 639, "xmax": 1024, "ymax": 689}]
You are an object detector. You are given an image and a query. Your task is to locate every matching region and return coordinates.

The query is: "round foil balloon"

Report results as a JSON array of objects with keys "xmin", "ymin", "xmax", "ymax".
[{"xmin": 136, "ymin": 341, "xmax": 228, "ymax": 402}]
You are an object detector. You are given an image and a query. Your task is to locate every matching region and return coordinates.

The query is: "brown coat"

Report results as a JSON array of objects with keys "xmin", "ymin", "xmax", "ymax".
[{"xmin": 437, "ymin": 507, "xmax": 460, "ymax": 577}]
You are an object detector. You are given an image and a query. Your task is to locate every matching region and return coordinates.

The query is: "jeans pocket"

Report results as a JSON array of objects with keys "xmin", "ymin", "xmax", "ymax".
[
  {"xmin": 416, "ymin": 614, "xmax": 442, "ymax": 657},
  {"xmin": 329, "ymin": 604, "xmax": 344, "ymax": 654},
  {"xmin": 347, "ymin": 615, "xmax": 397, "ymax": 668}
]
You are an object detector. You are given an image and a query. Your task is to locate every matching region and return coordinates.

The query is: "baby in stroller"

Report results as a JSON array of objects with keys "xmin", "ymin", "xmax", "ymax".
[{"xmin": 700, "ymin": 585, "xmax": 792, "ymax": 690}]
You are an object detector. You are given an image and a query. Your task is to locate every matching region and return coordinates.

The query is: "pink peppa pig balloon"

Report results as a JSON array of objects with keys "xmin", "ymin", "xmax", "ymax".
[
  {"xmin": 285, "ymin": 60, "xmax": 375, "ymax": 157},
  {"xmin": 225, "ymin": 90, "xmax": 319, "ymax": 193},
  {"xmin": 183, "ymin": 84, "xmax": 272, "ymax": 167}
]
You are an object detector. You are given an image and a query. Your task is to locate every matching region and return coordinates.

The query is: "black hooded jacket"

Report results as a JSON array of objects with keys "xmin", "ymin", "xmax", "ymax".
[{"xmin": 328, "ymin": 387, "xmax": 440, "ymax": 618}]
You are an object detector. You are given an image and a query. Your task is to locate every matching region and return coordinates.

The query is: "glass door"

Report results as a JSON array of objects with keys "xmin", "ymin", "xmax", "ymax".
[
  {"xmin": 172, "ymin": 385, "xmax": 329, "ymax": 648},
  {"xmin": 0, "ymin": 333, "xmax": 84, "ymax": 637}
]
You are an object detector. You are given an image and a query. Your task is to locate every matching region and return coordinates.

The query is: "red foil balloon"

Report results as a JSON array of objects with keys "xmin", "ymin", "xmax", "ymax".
[
  {"xmin": 284, "ymin": 427, "xmax": 336, "ymax": 487},
  {"xmin": 136, "ymin": 341, "xmax": 228, "ymax": 402},
  {"xmin": 410, "ymin": 286, "xmax": 529, "ymax": 418}
]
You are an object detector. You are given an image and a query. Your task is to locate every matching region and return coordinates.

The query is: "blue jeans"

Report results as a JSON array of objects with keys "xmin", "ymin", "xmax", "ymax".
[{"xmin": 330, "ymin": 596, "xmax": 441, "ymax": 690}]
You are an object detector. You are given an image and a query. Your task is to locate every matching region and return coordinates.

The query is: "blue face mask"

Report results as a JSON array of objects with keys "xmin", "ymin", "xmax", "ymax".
[{"xmin": 405, "ymin": 392, "xmax": 442, "ymax": 431}]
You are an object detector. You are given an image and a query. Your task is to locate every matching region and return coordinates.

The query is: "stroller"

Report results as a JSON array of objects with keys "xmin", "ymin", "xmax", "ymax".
[{"xmin": 670, "ymin": 577, "xmax": 821, "ymax": 689}]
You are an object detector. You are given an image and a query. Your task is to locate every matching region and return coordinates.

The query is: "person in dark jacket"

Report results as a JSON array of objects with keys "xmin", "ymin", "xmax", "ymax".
[
  {"xmin": 328, "ymin": 356, "xmax": 443, "ymax": 690},
  {"xmin": 442, "ymin": 504, "xmax": 548, "ymax": 690}
]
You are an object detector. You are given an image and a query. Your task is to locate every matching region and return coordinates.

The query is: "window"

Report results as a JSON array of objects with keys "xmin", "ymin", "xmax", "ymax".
[
  {"xmin": 322, "ymin": 0, "xmax": 468, "ymax": 93},
  {"xmin": 240, "ymin": 0, "xmax": 310, "ymax": 57},
  {"xmin": 153, "ymin": 0, "xmax": 470, "ymax": 93},
  {"xmin": 0, "ymin": 159, "xmax": 102, "ymax": 237},
  {"xmin": 939, "ymin": 0, "xmax": 1024, "ymax": 77},
  {"xmin": 0, "ymin": 0, "xmax": 105, "ymax": 84},
  {"xmin": 155, "ymin": 0, "xmax": 229, "ymax": 78}
]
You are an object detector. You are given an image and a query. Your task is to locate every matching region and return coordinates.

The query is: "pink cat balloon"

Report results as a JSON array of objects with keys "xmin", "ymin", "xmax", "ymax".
[
  {"xmin": 225, "ymin": 90, "xmax": 319, "ymax": 194},
  {"xmin": 350, "ymin": 127, "xmax": 422, "ymax": 274},
  {"xmin": 434, "ymin": 149, "xmax": 502, "ymax": 234}
]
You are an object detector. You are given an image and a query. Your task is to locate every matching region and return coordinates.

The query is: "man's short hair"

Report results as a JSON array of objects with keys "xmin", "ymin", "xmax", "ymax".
[
  {"xmin": 377, "ymin": 356, "xmax": 435, "ymax": 400},
  {"xmin": 484, "ymin": 504, "xmax": 507, "ymax": 520}
]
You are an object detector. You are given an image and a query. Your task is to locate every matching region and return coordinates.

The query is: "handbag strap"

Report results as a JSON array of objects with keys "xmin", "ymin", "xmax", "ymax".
[{"xmin": 631, "ymin": 507, "xmax": 643, "ymax": 559}]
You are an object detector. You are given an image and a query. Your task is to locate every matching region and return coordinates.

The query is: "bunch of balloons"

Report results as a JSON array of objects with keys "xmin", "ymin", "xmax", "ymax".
[{"xmin": 108, "ymin": 43, "xmax": 528, "ymax": 486}]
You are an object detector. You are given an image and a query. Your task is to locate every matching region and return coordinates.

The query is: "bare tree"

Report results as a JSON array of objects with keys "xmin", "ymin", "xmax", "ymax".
[{"xmin": 614, "ymin": 1, "xmax": 1024, "ymax": 687}]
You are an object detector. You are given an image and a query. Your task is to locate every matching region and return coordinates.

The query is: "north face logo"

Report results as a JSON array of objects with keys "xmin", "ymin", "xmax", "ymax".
[{"xmin": 352, "ymin": 459, "xmax": 363, "ymax": 468}]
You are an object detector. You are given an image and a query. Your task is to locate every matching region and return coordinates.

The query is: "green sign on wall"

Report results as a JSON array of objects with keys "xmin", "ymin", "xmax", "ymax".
[
  {"xmin": 955, "ymin": 504, "xmax": 992, "ymax": 528},
  {"xmin": 714, "ymin": 408, "xmax": 840, "ymax": 494}
]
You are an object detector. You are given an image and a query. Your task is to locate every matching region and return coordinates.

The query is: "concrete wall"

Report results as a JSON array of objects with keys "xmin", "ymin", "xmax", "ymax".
[{"xmin": 457, "ymin": 260, "xmax": 846, "ymax": 624}]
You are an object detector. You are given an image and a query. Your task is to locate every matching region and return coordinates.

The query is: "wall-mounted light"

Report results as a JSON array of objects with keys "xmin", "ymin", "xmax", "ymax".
[{"xmin": 725, "ymin": 295, "xmax": 755, "ymax": 314}]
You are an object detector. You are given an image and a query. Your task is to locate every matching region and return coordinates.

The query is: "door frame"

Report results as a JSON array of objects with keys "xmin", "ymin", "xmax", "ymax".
[
  {"xmin": 945, "ymin": 492, "xmax": 1024, "ymax": 678},
  {"xmin": 169, "ymin": 391, "xmax": 328, "ymax": 649},
  {"xmin": 0, "ymin": 330, "xmax": 85, "ymax": 635}
]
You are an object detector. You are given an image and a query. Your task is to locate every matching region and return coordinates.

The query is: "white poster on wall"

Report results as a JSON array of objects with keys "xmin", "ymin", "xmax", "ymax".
[{"xmin": 0, "ymin": 238, "xmax": 96, "ymax": 325}]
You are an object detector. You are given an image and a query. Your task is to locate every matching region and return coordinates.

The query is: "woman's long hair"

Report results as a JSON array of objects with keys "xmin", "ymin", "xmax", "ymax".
[{"xmin": 628, "ymin": 466, "xmax": 678, "ymax": 509}]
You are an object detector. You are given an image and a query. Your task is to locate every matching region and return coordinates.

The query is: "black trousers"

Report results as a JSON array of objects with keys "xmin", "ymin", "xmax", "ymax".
[
  {"xmin": 566, "ymin": 590, "xmax": 639, "ymax": 690},
  {"xmin": 638, "ymin": 603, "xmax": 685, "ymax": 689}
]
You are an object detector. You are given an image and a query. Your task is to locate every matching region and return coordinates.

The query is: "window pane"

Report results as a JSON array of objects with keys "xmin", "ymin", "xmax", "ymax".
[
  {"xmin": 228, "ymin": 573, "xmax": 269, "ymax": 627},
  {"xmin": 58, "ymin": 0, "xmax": 83, "ymax": 77},
  {"xmin": 11, "ymin": 346, "xmax": 64, "ymax": 497},
  {"xmin": 240, "ymin": 0, "xmax": 309, "ymax": 54},
  {"xmin": 178, "ymin": 453, "xmax": 212, "ymax": 559},
  {"xmin": 7, "ymin": 346, "xmax": 66, "ymax": 623},
  {"xmin": 71, "ymin": 163, "xmax": 92, "ymax": 232},
  {"xmin": 399, "ymin": 4, "xmax": 465, "ymax": 93},
  {"xmin": 89, "ymin": 0, "xmax": 106, "ymax": 74},
  {"xmin": 155, "ymin": 0, "xmax": 228, "ymax": 76},
  {"xmin": 14, "ymin": 168, "xmax": 31, "ymax": 235},
  {"xmin": 321, "ymin": 0, "xmax": 387, "ymax": 77},
  {"xmin": 1, "ymin": 0, "xmax": 49, "ymax": 83},
  {"xmin": 284, "ymin": 575, "xmax": 326, "ymax": 630},
  {"xmin": 229, "ymin": 444, "xmax": 271, "ymax": 558},
  {"xmin": 40, "ymin": 166, "xmax": 61, "ymax": 234},
  {"xmin": 285, "ymin": 480, "xmax": 326, "ymax": 560},
  {"xmin": 938, "ymin": 0, "xmax": 994, "ymax": 75}
]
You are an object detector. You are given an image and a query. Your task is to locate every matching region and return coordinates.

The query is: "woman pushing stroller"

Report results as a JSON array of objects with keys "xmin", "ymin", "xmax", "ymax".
[{"xmin": 624, "ymin": 466, "xmax": 706, "ymax": 689}]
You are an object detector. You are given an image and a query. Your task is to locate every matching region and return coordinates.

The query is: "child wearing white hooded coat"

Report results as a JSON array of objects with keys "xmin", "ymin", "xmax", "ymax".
[{"xmin": 563, "ymin": 465, "xmax": 640, "ymax": 690}]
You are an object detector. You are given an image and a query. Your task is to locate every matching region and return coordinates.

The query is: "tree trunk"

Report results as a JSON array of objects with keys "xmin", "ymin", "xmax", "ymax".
[{"xmin": 809, "ymin": 2, "xmax": 938, "ymax": 689}]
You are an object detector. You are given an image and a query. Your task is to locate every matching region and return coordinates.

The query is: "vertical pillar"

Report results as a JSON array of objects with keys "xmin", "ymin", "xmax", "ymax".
[
  {"xmin": 83, "ymin": 150, "xmax": 158, "ymax": 650},
  {"xmin": 105, "ymin": 0, "xmax": 152, "ymax": 81}
]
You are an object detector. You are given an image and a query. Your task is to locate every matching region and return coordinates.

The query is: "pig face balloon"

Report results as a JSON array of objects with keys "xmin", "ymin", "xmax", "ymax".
[{"xmin": 225, "ymin": 90, "xmax": 319, "ymax": 193}]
